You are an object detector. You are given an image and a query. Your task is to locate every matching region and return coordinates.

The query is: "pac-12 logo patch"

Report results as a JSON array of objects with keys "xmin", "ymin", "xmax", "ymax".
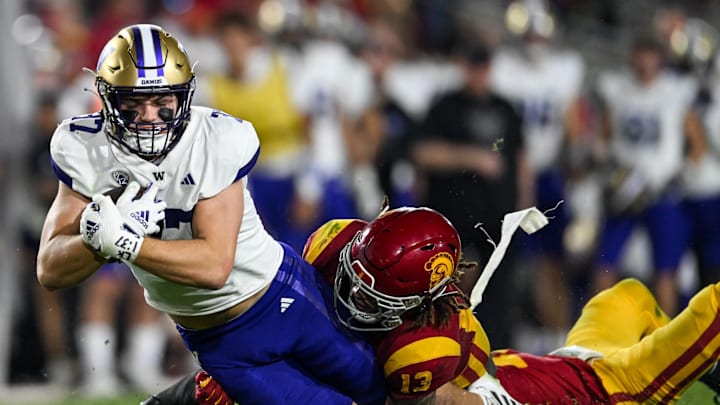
[
  {"xmin": 424, "ymin": 252, "xmax": 454, "ymax": 289},
  {"xmin": 111, "ymin": 170, "xmax": 129, "ymax": 186}
]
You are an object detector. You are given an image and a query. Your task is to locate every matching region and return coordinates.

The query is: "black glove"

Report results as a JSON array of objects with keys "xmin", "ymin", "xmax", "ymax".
[{"xmin": 140, "ymin": 370, "xmax": 200, "ymax": 405}]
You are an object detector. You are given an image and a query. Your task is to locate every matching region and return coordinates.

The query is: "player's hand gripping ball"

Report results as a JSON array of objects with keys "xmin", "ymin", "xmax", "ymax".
[
  {"xmin": 80, "ymin": 194, "xmax": 143, "ymax": 262},
  {"xmin": 117, "ymin": 182, "xmax": 166, "ymax": 236}
]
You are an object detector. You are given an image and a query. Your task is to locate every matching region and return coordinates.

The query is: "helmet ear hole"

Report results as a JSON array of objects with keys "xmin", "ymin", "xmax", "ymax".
[{"xmin": 420, "ymin": 244, "xmax": 435, "ymax": 251}]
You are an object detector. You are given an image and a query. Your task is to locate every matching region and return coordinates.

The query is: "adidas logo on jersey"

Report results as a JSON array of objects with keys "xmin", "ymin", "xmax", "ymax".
[
  {"xmin": 180, "ymin": 173, "xmax": 195, "ymax": 186},
  {"xmin": 280, "ymin": 297, "xmax": 295, "ymax": 313}
]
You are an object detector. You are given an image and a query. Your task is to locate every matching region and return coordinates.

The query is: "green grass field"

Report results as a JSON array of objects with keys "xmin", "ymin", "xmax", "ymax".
[
  {"xmin": 0, "ymin": 381, "xmax": 714, "ymax": 404},
  {"xmin": 0, "ymin": 392, "xmax": 148, "ymax": 405},
  {"xmin": 677, "ymin": 381, "xmax": 720, "ymax": 405}
]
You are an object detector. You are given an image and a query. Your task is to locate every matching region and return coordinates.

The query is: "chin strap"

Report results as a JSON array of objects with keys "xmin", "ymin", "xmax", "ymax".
[{"xmin": 469, "ymin": 207, "xmax": 549, "ymax": 310}]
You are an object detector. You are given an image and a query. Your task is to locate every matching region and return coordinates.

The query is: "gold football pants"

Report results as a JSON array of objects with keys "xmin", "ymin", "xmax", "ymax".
[{"xmin": 566, "ymin": 278, "xmax": 720, "ymax": 404}]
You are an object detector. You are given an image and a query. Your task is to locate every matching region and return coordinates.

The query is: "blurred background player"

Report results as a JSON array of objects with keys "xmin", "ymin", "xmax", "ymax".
[
  {"xmin": 412, "ymin": 44, "xmax": 529, "ymax": 349},
  {"xmin": 194, "ymin": 12, "xmax": 310, "ymax": 252},
  {"xmin": 357, "ymin": 19, "xmax": 419, "ymax": 208},
  {"xmin": 488, "ymin": 0, "xmax": 588, "ymax": 352},
  {"xmin": 592, "ymin": 34, "xmax": 705, "ymax": 316},
  {"xmin": 290, "ymin": 1, "xmax": 379, "ymax": 224},
  {"xmin": 75, "ymin": 262, "xmax": 171, "ymax": 396},
  {"xmin": 670, "ymin": 20, "xmax": 720, "ymax": 293},
  {"xmin": 16, "ymin": 92, "xmax": 79, "ymax": 387}
]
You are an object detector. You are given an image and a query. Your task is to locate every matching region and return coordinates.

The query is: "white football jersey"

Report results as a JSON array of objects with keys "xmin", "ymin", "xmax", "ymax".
[
  {"xmin": 50, "ymin": 106, "xmax": 284, "ymax": 316},
  {"xmin": 597, "ymin": 71, "xmax": 696, "ymax": 192},
  {"xmin": 490, "ymin": 46, "xmax": 585, "ymax": 172},
  {"xmin": 683, "ymin": 81, "xmax": 720, "ymax": 197},
  {"xmin": 382, "ymin": 60, "xmax": 463, "ymax": 121},
  {"xmin": 292, "ymin": 39, "xmax": 373, "ymax": 177}
]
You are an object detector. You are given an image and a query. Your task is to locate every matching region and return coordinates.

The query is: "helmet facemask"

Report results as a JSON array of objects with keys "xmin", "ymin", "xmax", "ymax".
[
  {"xmin": 97, "ymin": 78, "xmax": 195, "ymax": 160},
  {"xmin": 334, "ymin": 239, "xmax": 453, "ymax": 332}
]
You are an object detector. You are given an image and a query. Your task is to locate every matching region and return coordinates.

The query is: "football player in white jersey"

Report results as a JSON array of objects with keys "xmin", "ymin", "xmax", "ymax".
[
  {"xmin": 35, "ymin": 24, "xmax": 386, "ymax": 404},
  {"xmin": 593, "ymin": 35, "xmax": 705, "ymax": 316},
  {"xmin": 489, "ymin": 0, "xmax": 586, "ymax": 350},
  {"xmin": 291, "ymin": 12, "xmax": 377, "ymax": 222},
  {"xmin": 682, "ymin": 50, "xmax": 720, "ymax": 289}
]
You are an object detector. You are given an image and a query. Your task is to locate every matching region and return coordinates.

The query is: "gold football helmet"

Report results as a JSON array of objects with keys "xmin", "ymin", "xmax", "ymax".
[{"xmin": 95, "ymin": 24, "xmax": 195, "ymax": 159}]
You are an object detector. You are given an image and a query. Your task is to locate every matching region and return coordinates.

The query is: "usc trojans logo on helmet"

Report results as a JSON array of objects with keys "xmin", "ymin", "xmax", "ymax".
[{"xmin": 424, "ymin": 252, "xmax": 454, "ymax": 289}]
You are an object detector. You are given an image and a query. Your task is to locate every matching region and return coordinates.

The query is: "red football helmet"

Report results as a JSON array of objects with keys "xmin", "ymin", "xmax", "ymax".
[{"xmin": 335, "ymin": 207, "xmax": 461, "ymax": 331}]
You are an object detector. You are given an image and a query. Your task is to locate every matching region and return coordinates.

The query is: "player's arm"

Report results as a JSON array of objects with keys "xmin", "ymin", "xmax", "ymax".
[
  {"xmin": 564, "ymin": 97, "xmax": 586, "ymax": 143},
  {"xmin": 388, "ymin": 382, "xmax": 490, "ymax": 405},
  {"xmin": 413, "ymin": 140, "xmax": 503, "ymax": 179},
  {"xmin": 684, "ymin": 109, "xmax": 707, "ymax": 164},
  {"xmin": 597, "ymin": 99, "xmax": 613, "ymax": 153},
  {"xmin": 37, "ymin": 181, "xmax": 106, "ymax": 290},
  {"xmin": 388, "ymin": 391, "xmax": 438, "ymax": 405},
  {"xmin": 132, "ymin": 180, "xmax": 244, "ymax": 289},
  {"xmin": 436, "ymin": 383, "xmax": 486, "ymax": 405}
]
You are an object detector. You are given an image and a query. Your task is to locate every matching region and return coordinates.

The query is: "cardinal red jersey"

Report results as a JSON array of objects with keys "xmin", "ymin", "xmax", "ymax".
[
  {"xmin": 492, "ymin": 349, "xmax": 610, "ymax": 405},
  {"xmin": 373, "ymin": 304, "xmax": 490, "ymax": 399},
  {"xmin": 302, "ymin": 219, "xmax": 492, "ymax": 400}
]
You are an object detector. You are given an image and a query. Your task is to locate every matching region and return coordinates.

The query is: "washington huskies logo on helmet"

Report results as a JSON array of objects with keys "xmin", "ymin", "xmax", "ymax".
[{"xmin": 424, "ymin": 252, "xmax": 454, "ymax": 289}]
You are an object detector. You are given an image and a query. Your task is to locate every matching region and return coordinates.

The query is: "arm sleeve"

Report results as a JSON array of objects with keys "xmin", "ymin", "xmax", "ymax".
[
  {"xmin": 49, "ymin": 119, "xmax": 99, "ymax": 198},
  {"xmin": 302, "ymin": 219, "xmax": 367, "ymax": 284},
  {"xmin": 198, "ymin": 116, "xmax": 260, "ymax": 199}
]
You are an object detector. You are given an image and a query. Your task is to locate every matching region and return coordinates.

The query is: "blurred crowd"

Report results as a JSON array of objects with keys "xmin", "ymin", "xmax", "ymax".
[{"xmin": 5, "ymin": 0, "xmax": 720, "ymax": 398}]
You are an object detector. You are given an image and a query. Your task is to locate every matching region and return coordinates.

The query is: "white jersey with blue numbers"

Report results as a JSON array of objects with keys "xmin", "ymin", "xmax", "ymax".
[
  {"xmin": 682, "ymin": 81, "xmax": 720, "ymax": 198},
  {"xmin": 597, "ymin": 71, "xmax": 696, "ymax": 192},
  {"xmin": 50, "ymin": 106, "xmax": 284, "ymax": 316},
  {"xmin": 490, "ymin": 46, "xmax": 585, "ymax": 173}
]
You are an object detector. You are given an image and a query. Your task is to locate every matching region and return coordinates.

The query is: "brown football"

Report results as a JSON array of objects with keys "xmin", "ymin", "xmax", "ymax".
[{"xmin": 103, "ymin": 184, "xmax": 147, "ymax": 202}]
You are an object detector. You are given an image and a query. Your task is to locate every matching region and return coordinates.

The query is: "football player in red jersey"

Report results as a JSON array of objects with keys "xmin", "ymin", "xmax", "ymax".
[
  {"xmin": 143, "ymin": 206, "xmax": 507, "ymax": 405},
  {"xmin": 145, "ymin": 206, "xmax": 720, "ymax": 405},
  {"xmin": 305, "ymin": 209, "xmax": 493, "ymax": 403}
]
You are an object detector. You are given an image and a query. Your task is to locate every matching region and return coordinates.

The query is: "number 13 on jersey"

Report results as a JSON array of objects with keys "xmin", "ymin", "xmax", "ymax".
[{"xmin": 400, "ymin": 371, "xmax": 432, "ymax": 393}]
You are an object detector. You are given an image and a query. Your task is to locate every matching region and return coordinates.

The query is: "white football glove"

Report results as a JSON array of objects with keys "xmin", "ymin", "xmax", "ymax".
[
  {"xmin": 80, "ymin": 194, "xmax": 144, "ymax": 262},
  {"xmin": 116, "ymin": 181, "xmax": 166, "ymax": 236},
  {"xmin": 467, "ymin": 374, "xmax": 521, "ymax": 405}
]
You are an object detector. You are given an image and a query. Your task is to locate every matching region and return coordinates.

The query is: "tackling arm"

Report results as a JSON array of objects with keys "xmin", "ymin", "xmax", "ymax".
[
  {"xmin": 387, "ymin": 383, "xmax": 490, "ymax": 405},
  {"xmin": 388, "ymin": 391, "xmax": 438, "ymax": 405},
  {"xmin": 436, "ymin": 383, "xmax": 486, "ymax": 405},
  {"xmin": 36, "ymin": 182, "xmax": 107, "ymax": 290}
]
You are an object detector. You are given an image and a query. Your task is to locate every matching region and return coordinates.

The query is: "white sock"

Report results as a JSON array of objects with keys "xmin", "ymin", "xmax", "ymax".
[
  {"xmin": 125, "ymin": 322, "xmax": 167, "ymax": 378},
  {"xmin": 77, "ymin": 323, "xmax": 116, "ymax": 382}
]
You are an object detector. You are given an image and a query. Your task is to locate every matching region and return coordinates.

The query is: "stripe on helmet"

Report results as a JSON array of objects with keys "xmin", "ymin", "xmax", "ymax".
[
  {"xmin": 132, "ymin": 26, "xmax": 146, "ymax": 78},
  {"xmin": 134, "ymin": 25, "xmax": 165, "ymax": 79},
  {"xmin": 150, "ymin": 28, "xmax": 165, "ymax": 76}
]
